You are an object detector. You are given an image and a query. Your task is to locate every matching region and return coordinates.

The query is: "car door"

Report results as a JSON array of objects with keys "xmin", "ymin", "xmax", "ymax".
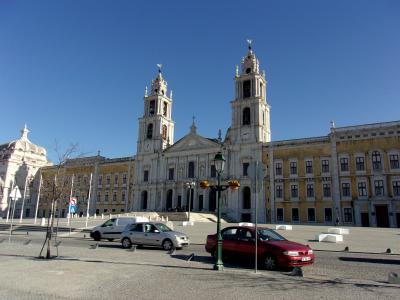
[
  {"xmin": 236, "ymin": 228, "xmax": 256, "ymax": 258},
  {"xmin": 100, "ymin": 218, "xmax": 117, "ymax": 239},
  {"xmin": 141, "ymin": 223, "xmax": 162, "ymax": 246},
  {"xmin": 127, "ymin": 223, "xmax": 145, "ymax": 244},
  {"xmin": 221, "ymin": 227, "xmax": 240, "ymax": 258}
]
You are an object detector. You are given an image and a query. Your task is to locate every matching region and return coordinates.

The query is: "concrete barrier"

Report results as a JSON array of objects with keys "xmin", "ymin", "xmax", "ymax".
[
  {"xmin": 181, "ymin": 221, "xmax": 194, "ymax": 226},
  {"xmin": 316, "ymin": 233, "xmax": 343, "ymax": 243},
  {"xmin": 328, "ymin": 228, "xmax": 350, "ymax": 235},
  {"xmin": 276, "ymin": 225, "xmax": 293, "ymax": 230},
  {"xmin": 239, "ymin": 222, "xmax": 254, "ymax": 227}
]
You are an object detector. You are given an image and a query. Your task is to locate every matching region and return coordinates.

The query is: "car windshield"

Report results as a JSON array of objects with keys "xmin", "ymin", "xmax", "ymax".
[
  {"xmin": 155, "ymin": 223, "xmax": 173, "ymax": 232},
  {"xmin": 257, "ymin": 229, "xmax": 286, "ymax": 241}
]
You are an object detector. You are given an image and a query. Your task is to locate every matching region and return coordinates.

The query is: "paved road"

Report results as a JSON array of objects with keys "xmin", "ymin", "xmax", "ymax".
[{"xmin": 2, "ymin": 228, "xmax": 399, "ymax": 285}]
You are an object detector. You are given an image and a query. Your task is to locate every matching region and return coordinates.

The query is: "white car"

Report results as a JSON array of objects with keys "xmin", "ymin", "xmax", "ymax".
[
  {"xmin": 90, "ymin": 216, "xmax": 149, "ymax": 241},
  {"xmin": 121, "ymin": 222, "xmax": 190, "ymax": 250}
]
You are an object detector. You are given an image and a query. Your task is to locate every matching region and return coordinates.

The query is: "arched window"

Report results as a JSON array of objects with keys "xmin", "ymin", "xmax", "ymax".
[
  {"xmin": 242, "ymin": 107, "xmax": 251, "ymax": 125},
  {"xmin": 147, "ymin": 124, "xmax": 153, "ymax": 139},
  {"xmin": 149, "ymin": 100, "xmax": 155, "ymax": 115},
  {"xmin": 243, "ymin": 80, "xmax": 251, "ymax": 98},
  {"xmin": 162, "ymin": 125, "xmax": 167, "ymax": 140},
  {"xmin": 141, "ymin": 191, "xmax": 148, "ymax": 210},
  {"xmin": 209, "ymin": 189, "xmax": 216, "ymax": 212},
  {"xmin": 242, "ymin": 186, "xmax": 251, "ymax": 209}
]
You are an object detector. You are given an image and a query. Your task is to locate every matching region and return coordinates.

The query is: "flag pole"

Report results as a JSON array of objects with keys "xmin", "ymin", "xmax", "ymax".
[
  {"xmin": 85, "ymin": 173, "xmax": 93, "ymax": 228},
  {"xmin": 19, "ymin": 174, "xmax": 29, "ymax": 223},
  {"xmin": 68, "ymin": 174, "xmax": 74, "ymax": 235},
  {"xmin": 34, "ymin": 172, "xmax": 42, "ymax": 224},
  {"xmin": 6, "ymin": 179, "xmax": 16, "ymax": 223}
]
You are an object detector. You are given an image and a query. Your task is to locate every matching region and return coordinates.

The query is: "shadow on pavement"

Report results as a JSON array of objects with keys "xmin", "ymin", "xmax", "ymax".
[{"xmin": 339, "ymin": 257, "xmax": 400, "ymax": 265}]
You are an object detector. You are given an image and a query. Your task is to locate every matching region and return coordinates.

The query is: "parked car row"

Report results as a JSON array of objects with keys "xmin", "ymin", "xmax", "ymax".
[
  {"xmin": 90, "ymin": 218, "xmax": 315, "ymax": 270},
  {"xmin": 90, "ymin": 217, "xmax": 190, "ymax": 251}
]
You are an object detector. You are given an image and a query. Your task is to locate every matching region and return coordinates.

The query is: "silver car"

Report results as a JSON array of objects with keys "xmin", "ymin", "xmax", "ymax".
[{"xmin": 121, "ymin": 222, "xmax": 190, "ymax": 250}]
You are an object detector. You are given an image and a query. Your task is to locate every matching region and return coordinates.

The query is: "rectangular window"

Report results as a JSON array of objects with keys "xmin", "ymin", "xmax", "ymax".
[
  {"xmin": 276, "ymin": 185, "xmax": 283, "ymax": 198},
  {"xmin": 290, "ymin": 161, "xmax": 297, "ymax": 175},
  {"xmin": 342, "ymin": 183, "xmax": 351, "ymax": 197},
  {"xmin": 188, "ymin": 161, "xmax": 195, "ymax": 178},
  {"xmin": 276, "ymin": 208, "xmax": 284, "ymax": 222},
  {"xmin": 356, "ymin": 157, "xmax": 365, "ymax": 171},
  {"xmin": 307, "ymin": 184, "xmax": 314, "ymax": 198},
  {"xmin": 123, "ymin": 174, "xmax": 127, "ymax": 184},
  {"xmin": 275, "ymin": 162, "xmax": 282, "ymax": 176},
  {"xmin": 114, "ymin": 174, "xmax": 119, "ymax": 186},
  {"xmin": 390, "ymin": 154, "xmax": 399, "ymax": 169},
  {"xmin": 322, "ymin": 160, "xmax": 329, "ymax": 173},
  {"xmin": 343, "ymin": 208, "xmax": 353, "ymax": 223},
  {"xmin": 122, "ymin": 191, "xmax": 126, "ymax": 202},
  {"xmin": 305, "ymin": 161, "xmax": 313, "ymax": 174},
  {"xmin": 144, "ymin": 170, "xmax": 149, "ymax": 182},
  {"xmin": 392, "ymin": 181, "xmax": 400, "ymax": 196},
  {"xmin": 243, "ymin": 162, "xmax": 249, "ymax": 176},
  {"xmin": 97, "ymin": 192, "xmax": 101, "ymax": 202},
  {"xmin": 113, "ymin": 192, "xmax": 117, "ymax": 202},
  {"xmin": 292, "ymin": 208, "xmax": 299, "ymax": 222},
  {"xmin": 106, "ymin": 175, "xmax": 110, "ymax": 185},
  {"xmin": 307, "ymin": 208, "xmax": 316, "ymax": 222},
  {"xmin": 358, "ymin": 182, "xmax": 367, "ymax": 197},
  {"xmin": 323, "ymin": 183, "xmax": 331, "ymax": 197},
  {"xmin": 374, "ymin": 180, "xmax": 384, "ymax": 196},
  {"xmin": 168, "ymin": 168, "xmax": 174, "ymax": 180},
  {"xmin": 210, "ymin": 165, "xmax": 216, "ymax": 178},
  {"xmin": 340, "ymin": 157, "xmax": 349, "ymax": 172},
  {"xmin": 105, "ymin": 193, "xmax": 109, "ymax": 202},
  {"xmin": 291, "ymin": 185, "xmax": 298, "ymax": 198},
  {"xmin": 98, "ymin": 175, "xmax": 102, "ymax": 186},
  {"xmin": 324, "ymin": 208, "xmax": 332, "ymax": 222},
  {"xmin": 372, "ymin": 151, "xmax": 382, "ymax": 170}
]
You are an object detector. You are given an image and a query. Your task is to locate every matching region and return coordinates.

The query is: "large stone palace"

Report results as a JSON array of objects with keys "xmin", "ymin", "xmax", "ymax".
[{"xmin": 1, "ymin": 45, "xmax": 399, "ymax": 227}]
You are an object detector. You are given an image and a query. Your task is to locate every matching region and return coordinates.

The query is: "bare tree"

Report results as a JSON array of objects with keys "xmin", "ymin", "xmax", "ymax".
[{"xmin": 39, "ymin": 141, "xmax": 80, "ymax": 259}]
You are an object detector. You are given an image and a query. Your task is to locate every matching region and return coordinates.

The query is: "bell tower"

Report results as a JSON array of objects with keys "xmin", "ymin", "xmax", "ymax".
[
  {"xmin": 137, "ymin": 65, "xmax": 175, "ymax": 154},
  {"xmin": 229, "ymin": 41, "xmax": 271, "ymax": 144}
]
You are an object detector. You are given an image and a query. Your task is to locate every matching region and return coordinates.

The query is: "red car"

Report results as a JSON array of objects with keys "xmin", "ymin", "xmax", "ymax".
[{"xmin": 205, "ymin": 226, "xmax": 315, "ymax": 270}]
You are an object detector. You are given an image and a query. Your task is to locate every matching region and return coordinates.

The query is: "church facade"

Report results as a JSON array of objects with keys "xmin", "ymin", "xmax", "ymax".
[{"xmin": 2, "ymin": 45, "xmax": 399, "ymax": 227}]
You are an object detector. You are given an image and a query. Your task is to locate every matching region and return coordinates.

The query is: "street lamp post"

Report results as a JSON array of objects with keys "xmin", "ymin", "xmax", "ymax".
[
  {"xmin": 214, "ymin": 152, "xmax": 225, "ymax": 271},
  {"xmin": 185, "ymin": 181, "xmax": 196, "ymax": 221},
  {"xmin": 199, "ymin": 152, "xmax": 240, "ymax": 271}
]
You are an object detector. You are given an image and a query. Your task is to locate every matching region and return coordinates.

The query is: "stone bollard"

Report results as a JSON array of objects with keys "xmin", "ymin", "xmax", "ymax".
[
  {"xmin": 166, "ymin": 216, "xmax": 168, "ymax": 222},
  {"xmin": 101, "ymin": 213, "xmax": 104, "ymax": 219},
  {"xmin": 388, "ymin": 272, "xmax": 400, "ymax": 284},
  {"xmin": 94, "ymin": 214, "xmax": 97, "ymax": 219},
  {"xmin": 41, "ymin": 217, "xmax": 46, "ymax": 226}
]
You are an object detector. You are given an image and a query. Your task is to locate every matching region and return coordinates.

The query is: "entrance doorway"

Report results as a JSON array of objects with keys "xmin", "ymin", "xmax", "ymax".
[
  {"xmin": 361, "ymin": 212, "xmax": 369, "ymax": 227},
  {"xmin": 396, "ymin": 213, "xmax": 400, "ymax": 228},
  {"xmin": 209, "ymin": 190, "xmax": 216, "ymax": 212},
  {"xmin": 375, "ymin": 205, "xmax": 389, "ymax": 227}
]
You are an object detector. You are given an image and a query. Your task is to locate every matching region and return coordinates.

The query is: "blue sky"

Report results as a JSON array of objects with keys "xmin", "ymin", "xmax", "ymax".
[{"xmin": 1, "ymin": 0, "xmax": 399, "ymax": 162}]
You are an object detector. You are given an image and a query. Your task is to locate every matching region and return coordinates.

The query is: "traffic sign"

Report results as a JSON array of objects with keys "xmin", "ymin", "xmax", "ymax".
[
  {"xmin": 10, "ymin": 186, "xmax": 22, "ymax": 200},
  {"xmin": 69, "ymin": 197, "xmax": 77, "ymax": 214}
]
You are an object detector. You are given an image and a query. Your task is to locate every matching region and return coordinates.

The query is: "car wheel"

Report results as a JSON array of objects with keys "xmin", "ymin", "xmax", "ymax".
[
  {"xmin": 93, "ymin": 231, "xmax": 101, "ymax": 241},
  {"xmin": 162, "ymin": 239, "xmax": 173, "ymax": 251},
  {"xmin": 210, "ymin": 248, "xmax": 216, "ymax": 258},
  {"xmin": 263, "ymin": 254, "xmax": 277, "ymax": 271},
  {"xmin": 107, "ymin": 238, "xmax": 114, "ymax": 242},
  {"xmin": 121, "ymin": 238, "xmax": 132, "ymax": 249}
]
